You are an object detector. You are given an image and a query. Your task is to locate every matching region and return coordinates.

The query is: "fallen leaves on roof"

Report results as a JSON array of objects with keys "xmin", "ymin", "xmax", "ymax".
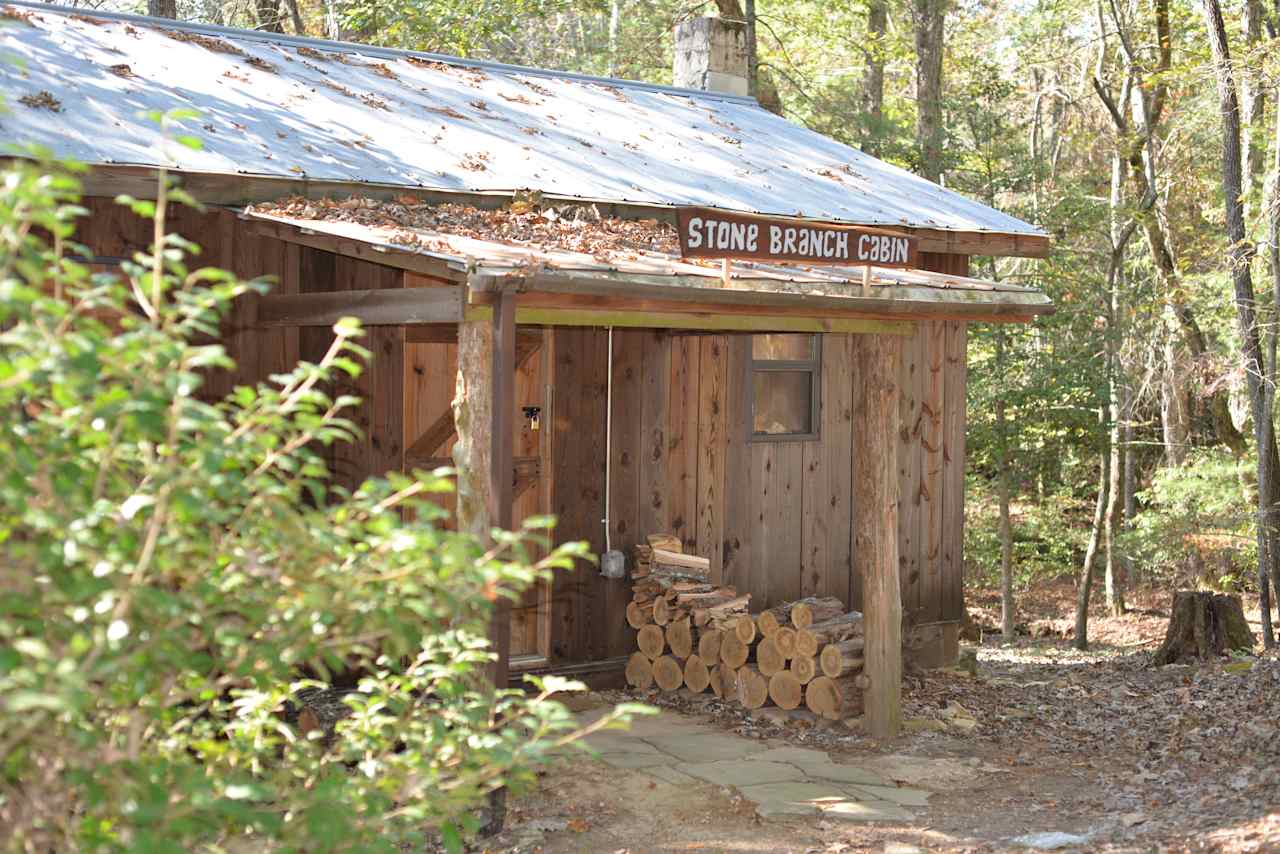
[
  {"xmin": 252, "ymin": 196, "xmax": 680, "ymax": 259},
  {"xmin": 162, "ymin": 28, "xmax": 243, "ymax": 56},
  {"xmin": 19, "ymin": 91, "xmax": 62, "ymax": 112}
]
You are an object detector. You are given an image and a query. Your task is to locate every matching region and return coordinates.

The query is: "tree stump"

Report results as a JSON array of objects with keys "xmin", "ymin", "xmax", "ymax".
[{"xmin": 1152, "ymin": 591, "xmax": 1254, "ymax": 665}]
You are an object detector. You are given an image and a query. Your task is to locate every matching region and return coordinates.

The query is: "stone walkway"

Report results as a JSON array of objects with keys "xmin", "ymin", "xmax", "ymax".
[{"xmin": 581, "ymin": 708, "xmax": 929, "ymax": 822}]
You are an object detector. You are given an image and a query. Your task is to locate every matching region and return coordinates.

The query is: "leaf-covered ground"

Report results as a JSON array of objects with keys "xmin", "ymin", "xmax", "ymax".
[{"xmin": 495, "ymin": 583, "xmax": 1280, "ymax": 852}]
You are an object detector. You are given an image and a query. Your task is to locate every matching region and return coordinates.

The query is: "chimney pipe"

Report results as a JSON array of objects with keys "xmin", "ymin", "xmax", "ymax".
[{"xmin": 672, "ymin": 17, "xmax": 750, "ymax": 97}]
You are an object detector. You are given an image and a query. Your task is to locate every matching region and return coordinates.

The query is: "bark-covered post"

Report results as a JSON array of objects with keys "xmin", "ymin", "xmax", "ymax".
[
  {"xmin": 453, "ymin": 286, "xmax": 516, "ymax": 689},
  {"xmin": 853, "ymin": 333, "xmax": 902, "ymax": 739}
]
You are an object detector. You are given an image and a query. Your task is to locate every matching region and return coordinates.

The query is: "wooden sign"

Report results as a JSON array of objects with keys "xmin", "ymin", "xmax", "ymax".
[{"xmin": 676, "ymin": 207, "xmax": 918, "ymax": 268}]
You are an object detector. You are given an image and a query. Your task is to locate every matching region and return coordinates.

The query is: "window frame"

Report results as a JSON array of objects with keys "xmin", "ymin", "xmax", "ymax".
[{"xmin": 746, "ymin": 334, "xmax": 822, "ymax": 443}]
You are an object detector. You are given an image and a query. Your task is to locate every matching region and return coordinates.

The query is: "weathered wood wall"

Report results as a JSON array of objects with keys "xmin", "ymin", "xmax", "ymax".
[
  {"xmin": 547, "ymin": 315, "xmax": 970, "ymax": 661},
  {"xmin": 73, "ymin": 196, "xmax": 972, "ymax": 667}
]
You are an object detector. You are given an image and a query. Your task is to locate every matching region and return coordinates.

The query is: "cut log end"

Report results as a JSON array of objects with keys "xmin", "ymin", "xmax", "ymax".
[
  {"xmin": 666, "ymin": 617, "xmax": 694, "ymax": 659},
  {"xmin": 697, "ymin": 627, "xmax": 723, "ymax": 663},
  {"xmin": 790, "ymin": 654, "xmax": 816, "ymax": 685},
  {"xmin": 756, "ymin": 636, "xmax": 786, "ymax": 677},
  {"xmin": 683, "ymin": 654, "xmax": 711, "ymax": 693},
  {"xmin": 736, "ymin": 665, "xmax": 769, "ymax": 709},
  {"xmin": 720, "ymin": 630, "xmax": 749, "ymax": 669},
  {"xmin": 769, "ymin": 671, "xmax": 803, "ymax": 710},
  {"xmin": 637, "ymin": 624, "xmax": 666, "ymax": 660},
  {"xmin": 733, "ymin": 614, "xmax": 757, "ymax": 644},
  {"xmin": 625, "ymin": 652, "xmax": 654, "ymax": 690},
  {"xmin": 626, "ymin": 600, "xmax": 652, "ymax": 629},
  {"xmin": 774, "ymin": 626, "xmax": 798, "ymax": 660},
  {"xmin": 653, "ymin": 655, "xmax": 684, "ymax": 692}
]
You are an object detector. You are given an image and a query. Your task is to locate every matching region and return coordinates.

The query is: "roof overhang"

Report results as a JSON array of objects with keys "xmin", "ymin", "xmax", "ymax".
[{"xmin": 240, "ymin": 209, "xmax": 1054, "ymax": 329}]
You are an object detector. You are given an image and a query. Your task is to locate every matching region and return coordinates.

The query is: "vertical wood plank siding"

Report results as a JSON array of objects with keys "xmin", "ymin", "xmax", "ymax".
[{"xmin": 72, "ymin": 196, "xmax": 972, "ymax": 664}]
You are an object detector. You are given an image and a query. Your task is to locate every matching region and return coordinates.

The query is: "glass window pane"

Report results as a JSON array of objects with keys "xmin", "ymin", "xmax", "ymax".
[
  {"xmin": 752, "ymin": 334, "xmax": 814, "ymax": 362},
  {"xmin": 753, "ymin": 371, "xmax": 813, "ymax": 435}
]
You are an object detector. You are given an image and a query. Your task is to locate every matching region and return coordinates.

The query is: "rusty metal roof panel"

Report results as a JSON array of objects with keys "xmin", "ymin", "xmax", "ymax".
[{"xmin": 0, "ymin": 2, "xmax": 1043, "ymax": 238}]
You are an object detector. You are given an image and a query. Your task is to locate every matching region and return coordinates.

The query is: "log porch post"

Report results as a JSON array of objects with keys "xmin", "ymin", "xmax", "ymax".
[
  {"xmin": 453, "ymin": 287, "xmax": 516, "ymax": 691},
  {"xmin": 853, "ymin": 332, "xmax": 903, "ymax": 738}
]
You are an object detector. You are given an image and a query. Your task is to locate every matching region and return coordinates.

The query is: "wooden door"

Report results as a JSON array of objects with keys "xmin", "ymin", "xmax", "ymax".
[{"xmin": 402, "ymin": 326, "xmax": 551, "ymax": 659}]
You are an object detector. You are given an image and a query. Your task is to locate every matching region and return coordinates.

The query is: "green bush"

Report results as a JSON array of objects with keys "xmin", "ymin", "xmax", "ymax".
[
  {"xmin": 1123, "ymin": 447, "xmax": 1256, "ymax": 590},
  {"xmin": 0, "ymin": 149, "xmax": 644, "ymax": 852},
  {"xmin": 963, "ymin": 476, "xmax": 1092, "ymax": 589}
]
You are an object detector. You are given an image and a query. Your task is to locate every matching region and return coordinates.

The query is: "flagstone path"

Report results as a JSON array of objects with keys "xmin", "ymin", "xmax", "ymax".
[{"xmin": 581, "ymin": 708, "xmax": 930, "ymax": 822}]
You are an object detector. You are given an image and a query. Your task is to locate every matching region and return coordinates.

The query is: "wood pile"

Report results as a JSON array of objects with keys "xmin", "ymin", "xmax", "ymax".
[{"xmin": 623, "ymin": 551, "xmax": 867, "ymax": 719}]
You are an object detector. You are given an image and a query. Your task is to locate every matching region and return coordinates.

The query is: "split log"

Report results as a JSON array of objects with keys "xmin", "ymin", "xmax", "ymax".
[
  {"xmin": 651, "ymin": 549, "xmax": 711, "ymax": 582},
  {"xmin": 794, "ymin": 628, "xmax": 819, "ymax": 659},
  {"xmin": 768, "ymin": 671, "xmax": 804, "ymax": 710},
  {"xmin": 774, "ymin": 626, "xmax": 798, "ymax": 660},
  {"xmin": 805, "ymin": 612, "xmax": 864, "ymax": 645},
  {"xmin": 697, "ymin": 595, "xmax": 752, "ymax": 627},
  {"xmin": 819, "ymin": 638, "xmax": 866, "ymax": 678},
  {"xmin": 790, "ymin": 654, "xmax": 816, "ymax": 685},
  {"xmin": 653, "ymin": 655, "xmax": 684, "ymax": 691},
  {"xmin": 755, "ymin": 636, "xmax": 787, "ymax": 677},
  {"xmin": 671, "ymin": 581, "xmax": 716, "ymax": 594},
  {"xmin": 677, "ymin": 589, "xmax": 740, "ymax": 607},
  {"xmin": 637, "ymin": 624, "xmax": 665, "ymax": 660},
  {"xmin": 696, "ymin": 627, "xmax": 723, "ymax": 663},
  {"xmin": 709, "ymin": 664, "xmax": 731, "ymax": 699},
  {"xmin": 626, "ymin": 600, "xmax": 653, "ymax": 629},
  {"xmin": 666, "ymin": 617, "xmax": 694, "ymax": 659},
  {"xmin": 683, "ymin": 654, "xmax": 710, "ymax": 693},
  {"xmin": 720, "ymin": 629, "xmax": 749, "ymax": 669},
  {"xmin": 731, "ymin": 613, "xmax": 756, "ymax": 644},
  {"xmin": 735, "ymin": 665, "xmax": 769, "ymax": 709},
  {"xmin": 804, "ymin": 674, "xmax": 868, "ymax": 721},
  {"xmin": 758, "ymin": 596, "xmax": 845, "ymax": 636},
  {"xmin": 788, "ymin": 596, "xmax": 846, "ymax": 629},
  {"xmin": 1152, "ymin": 591, "xmax": 1255, "ymax": 665},
  {"xmin": 647, "ymin": 533, "xmax": 681, "ymax": 552},
  {"xmin": 625, "ymin": 652, "xmax": 654, "ymax": 690},
  {"xmin": 652, "ymin": 597, "xmax": 672, "ymax": 626}
]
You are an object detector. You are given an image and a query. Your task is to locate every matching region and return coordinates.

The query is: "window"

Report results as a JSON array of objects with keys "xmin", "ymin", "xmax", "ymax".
[{"xmin": 749, "ymin": 334, "xmax": 820, "ymax": 440}]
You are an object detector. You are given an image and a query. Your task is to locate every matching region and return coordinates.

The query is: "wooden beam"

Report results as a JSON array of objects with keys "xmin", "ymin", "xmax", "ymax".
[
  {"xmin": 469, "ymin": 271, "xmax": 1054, "ymax": 320},
  {"xmin": 853, "ymin": 333, "xmax": 903, "ymax": 739},
  {"xmin": 76, "ymin": 165, "xmax": 1050, "ymax": 259},
  {"xmin": 465, "ymin": 305, "xmax": 914, "ymax": 335},
  {"xmin": 257, "ymin": 287, "xmax": 462, "ymax": 327},
  {"xmin": 242, "ymin": 216, "xmax": 463, "ymax": 279},
  {"xmin": 405, "ymin": 455, "xmax": 541, "ymax": 481},
  {"xmin": 405, "ymin": 409, "xmax": 456, "ymax": 462}
]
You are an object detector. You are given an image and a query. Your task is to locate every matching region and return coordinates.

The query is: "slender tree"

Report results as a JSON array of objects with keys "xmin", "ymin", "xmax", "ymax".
[
  {"xmin": 1199, "ymin": 0, "xmax": 1275, "ymax": 648},
  {"xmin": 862, "ymin": 0, "xmax": 888, "ymax": 155},
  {"xmin": 912, "ymin": 0, "xmax": 947, "ymax": 181}
]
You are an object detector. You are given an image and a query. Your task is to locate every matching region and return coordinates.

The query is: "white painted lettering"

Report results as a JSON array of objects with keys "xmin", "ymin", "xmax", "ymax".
[
  {"xmin": 769, "ymin": 225, "xmax": 782, "ymax": 254},
  {"xmin": 784, "ymin": 227, "xmax": 798, "ymax": 255},
  {"xmin": 717, "ymin": 220, "xmax": 732, "ymax": 250},
  {"xmin": 731, "ymin": 222, "xmax": 747, "ymax": 252},
  {"xmin": 687, "ymin": 217, "xmax": 703, "ymax": 249},
  {"xmin": 747, "ymin": 223, "xmax": 759, "ymax": 252},
  {"xmin": 836, "ymin": 232, "xmax": 848, "ymax": 259},
  {"xmin": 858, "ymin": 234, "xmax": 870, "ymax": 260}
]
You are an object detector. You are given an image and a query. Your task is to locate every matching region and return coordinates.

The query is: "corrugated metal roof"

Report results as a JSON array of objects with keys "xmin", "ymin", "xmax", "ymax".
[
  {"xmin": 0, "ymin": 2, "xmax": 1044, "ymax": 238},
  {"xmin": 243, "ymin": 208, "xmax": 1055, "ymax": 316}
]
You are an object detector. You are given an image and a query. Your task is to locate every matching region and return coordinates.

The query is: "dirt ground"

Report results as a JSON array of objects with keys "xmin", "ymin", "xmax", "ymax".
[{"xmin": 489, "ymin": 584, "xmax": 1280, "ymax": 853}]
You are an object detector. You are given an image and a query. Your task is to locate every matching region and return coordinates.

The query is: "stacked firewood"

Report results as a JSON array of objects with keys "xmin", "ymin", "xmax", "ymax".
[
  {"xmin": 624, "ymin": 541, "xmax": 867, "ymax": 721},
  {"xmin": 625, "ymin": 535, "xmax": 751, "ymax": 695}
]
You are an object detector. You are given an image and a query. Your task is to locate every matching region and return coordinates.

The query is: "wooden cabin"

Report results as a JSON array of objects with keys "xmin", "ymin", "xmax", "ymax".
[{"xmin": 2, "ymin": 5, "xmax": 1052, "ymax": 735}]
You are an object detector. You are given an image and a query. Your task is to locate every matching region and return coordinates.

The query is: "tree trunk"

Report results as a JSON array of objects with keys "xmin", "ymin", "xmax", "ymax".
[
  {"xmin": 1160, "ymin": 336, "xmax": 1191, "ymax": 465},
  {"xmin": 996, "ymin": 328, "xmax": 1015, "ymax": 640},
  {"xmin": 256, "ymin": 0, "xmax": 285, "ymax": 33},
  {"xmin": 1105, "ymin": 149, "xmax": 1127, "ymax": 617},
  {"xmin": 1200, "ymin": 0, "xmax": 1276, "ymax": 650},
  {"xmin": 862, "ymin": 0, "xmax": 888, "ymax": 155},
  {"xmin": 147, "ymin": 0, "xmax": 177, "ymax": 17},
  {"xmin": 1240, "ymin": 0, "xmax": 1267, "ymax": 223},
  {"xmin": 1074, "ymin": 414, "xmax": 1109, "ymax": 651},
  {"xmin": 1152, "ymin": 591, "xmax": 1255, "ymax": 664},
  {"xmin": 911, "ymin": 0, "xmax": 947, "ymax": 182}
]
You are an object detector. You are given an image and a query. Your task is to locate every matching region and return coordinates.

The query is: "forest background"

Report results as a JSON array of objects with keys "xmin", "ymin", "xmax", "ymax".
[{"xmin": 67, "ymin": 0, "xmax": 1280, "ymax": 646}]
